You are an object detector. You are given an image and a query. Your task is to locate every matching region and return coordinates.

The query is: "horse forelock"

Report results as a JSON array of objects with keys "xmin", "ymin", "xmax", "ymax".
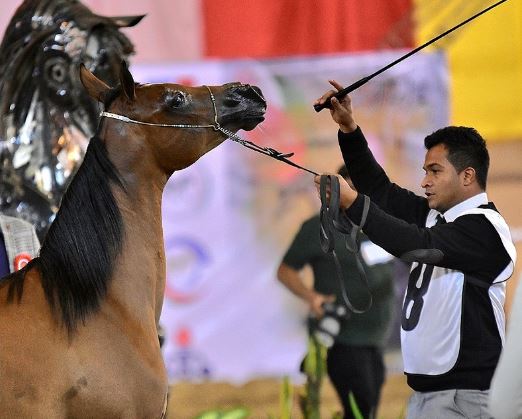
[{"xmin": 7, "ymin": 135, "xmax": 126, "ymax": 333}]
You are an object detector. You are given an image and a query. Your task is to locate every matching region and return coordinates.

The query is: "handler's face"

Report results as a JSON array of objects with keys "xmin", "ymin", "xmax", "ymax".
[{"xmin": 421, "ymin": 144, "xmax": 464, "ymax": 213}]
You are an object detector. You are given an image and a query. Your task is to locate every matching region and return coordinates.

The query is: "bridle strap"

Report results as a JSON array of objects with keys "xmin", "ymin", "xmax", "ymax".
[
  {"xmin": 100, "ymin": 85, "xmax": 319, "ymax": 176},
  {"xmin": 319, "ymin": 175, "xmax": 372, "ymax": 314},
  {"xmin": 100, "ymin": 111, "xmax": 217, "ymax": 129}
]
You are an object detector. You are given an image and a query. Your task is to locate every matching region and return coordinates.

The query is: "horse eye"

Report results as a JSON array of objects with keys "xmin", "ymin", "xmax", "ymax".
[{"xmin": 166, "ymin": 91, "xmax": 186, "ymax": 108}]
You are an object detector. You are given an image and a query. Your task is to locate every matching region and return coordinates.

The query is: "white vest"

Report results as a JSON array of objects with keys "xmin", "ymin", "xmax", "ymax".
[{"xmin": 401, "ymin": 205, "xmax": 516, "ymax": 375}]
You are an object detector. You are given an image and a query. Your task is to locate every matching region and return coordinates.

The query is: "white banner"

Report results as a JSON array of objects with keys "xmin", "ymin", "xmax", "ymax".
[{"xmin": 133, "ymin": 51, "xmax": 449, "ymax": 383}]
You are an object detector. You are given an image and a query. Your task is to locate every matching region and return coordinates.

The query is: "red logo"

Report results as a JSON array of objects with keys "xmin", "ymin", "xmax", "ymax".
[{"xmin": 13, "ymin": 253, "xmax": 32, "ymax": 271}]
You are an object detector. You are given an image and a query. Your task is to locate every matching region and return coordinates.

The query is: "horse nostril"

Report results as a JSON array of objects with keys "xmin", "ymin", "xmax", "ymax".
[{"xmin": 247, "ymin": 85, "xmax": 266, "ymax": 104}]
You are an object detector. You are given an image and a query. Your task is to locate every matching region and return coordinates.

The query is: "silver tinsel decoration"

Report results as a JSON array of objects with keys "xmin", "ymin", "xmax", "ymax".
[{"xmin": 0, "ymin": 0, "xmax": 143, "ymax": 238}]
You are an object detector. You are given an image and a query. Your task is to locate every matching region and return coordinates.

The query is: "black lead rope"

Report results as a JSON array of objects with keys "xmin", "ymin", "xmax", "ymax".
[
  {"xmin": 217, "ymin": 126, "xmax": 320, "ymax": 176},
  {"xmin": 319, "ymin": 175, "xmax": 372, "ymax": 314}
]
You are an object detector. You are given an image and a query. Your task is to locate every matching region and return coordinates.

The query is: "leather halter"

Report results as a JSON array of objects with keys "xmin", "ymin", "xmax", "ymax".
[{"xmin": 100, "ymin": 85, "xmax": 318, "ymax": 175}]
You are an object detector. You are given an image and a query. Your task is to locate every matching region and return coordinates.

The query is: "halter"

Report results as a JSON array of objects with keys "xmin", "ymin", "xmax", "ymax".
[{"xmin": 101, "ymin": 85, "xmax": 319, "ymax": 176}]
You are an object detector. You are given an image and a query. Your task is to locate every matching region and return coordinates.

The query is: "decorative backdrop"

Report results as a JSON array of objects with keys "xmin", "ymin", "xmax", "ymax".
[
  {"xmin": 131, "ymin": 51, "xmax": 449, "ymax": 383},
  {"xmin": 3, "ymin": 0, "xmax": 519, "ymax": 140}
]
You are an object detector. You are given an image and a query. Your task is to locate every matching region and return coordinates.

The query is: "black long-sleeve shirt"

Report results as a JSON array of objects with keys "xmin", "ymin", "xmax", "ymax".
[{"xmin": 337, "ymin": 127, "xmax": 515, "ymax": 391}]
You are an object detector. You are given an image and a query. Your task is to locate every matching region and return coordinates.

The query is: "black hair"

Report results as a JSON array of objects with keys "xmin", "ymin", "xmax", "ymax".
[
  {"xmin": 424, "ymin": 126, "xmax": 489, "ymax": 189},
  {"xmin": 7, "ymin": 135, "xmax": 125, "ymax": 334}
]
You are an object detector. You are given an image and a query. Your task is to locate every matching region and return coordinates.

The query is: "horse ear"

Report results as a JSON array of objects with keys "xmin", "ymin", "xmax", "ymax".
[
  {"xmin": 119, "ymin": 61, "xmax": 136, "ymax": 101},
  {"xmin": 79, "ymin": 64, "xmax": 111, "ymax": 103}
]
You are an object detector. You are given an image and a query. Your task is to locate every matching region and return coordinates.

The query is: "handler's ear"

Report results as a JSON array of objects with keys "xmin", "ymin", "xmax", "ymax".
[{"xmin": 462, "ymin": 167, "xmax": 476, "ymax": 186}]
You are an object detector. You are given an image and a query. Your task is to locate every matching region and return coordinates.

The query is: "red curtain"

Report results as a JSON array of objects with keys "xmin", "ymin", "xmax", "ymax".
[{"xmin": 203, "ymin": 0, "xmax": 413, "ymax": 58}]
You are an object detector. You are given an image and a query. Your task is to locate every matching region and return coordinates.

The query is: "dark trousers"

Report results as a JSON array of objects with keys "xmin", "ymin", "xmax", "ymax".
[{"xmin": 326, "ymin": 343, "xmax": 385, "ymax": 419}]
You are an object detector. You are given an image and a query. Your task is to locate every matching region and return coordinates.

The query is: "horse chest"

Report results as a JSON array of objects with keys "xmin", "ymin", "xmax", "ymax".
[{"xmin": 63, "ymin": 369, "xmax": 167, "ymax": 419}]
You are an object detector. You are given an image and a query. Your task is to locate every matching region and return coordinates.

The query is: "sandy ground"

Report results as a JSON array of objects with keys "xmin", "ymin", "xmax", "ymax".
[{"xmin": 167, "ymin": 372, "xmax": 412, "ymax": 419}]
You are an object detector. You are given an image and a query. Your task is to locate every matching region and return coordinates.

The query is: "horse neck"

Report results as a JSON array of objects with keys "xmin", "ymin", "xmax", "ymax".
[{"xmin": 104, "ymin": 126, "xmax": 168, "ymax": 327}]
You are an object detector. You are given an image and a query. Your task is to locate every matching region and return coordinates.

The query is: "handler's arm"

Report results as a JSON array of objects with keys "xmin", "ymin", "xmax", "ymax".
[
  {"xmin": 315, "ymin": 81, "xmax": 429, "ymax": 224},
  {"xmin": 345, "ymin": 195, "xmax": 510, "ymax": 280},
  {"xmin": 338, "ymin": 128, "xmax": 429, "ymax": 225}
]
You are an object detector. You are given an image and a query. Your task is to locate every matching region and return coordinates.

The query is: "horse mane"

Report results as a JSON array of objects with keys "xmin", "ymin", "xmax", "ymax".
[{"xmin": 7, "ymin": 134, "xmax": 126, "ymax": 333}]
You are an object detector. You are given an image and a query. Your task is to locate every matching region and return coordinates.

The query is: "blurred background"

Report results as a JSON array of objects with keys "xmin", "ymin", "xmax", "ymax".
[{"xmin": 1, "ymin": 1, "xmax": 521, "ymax": 417}]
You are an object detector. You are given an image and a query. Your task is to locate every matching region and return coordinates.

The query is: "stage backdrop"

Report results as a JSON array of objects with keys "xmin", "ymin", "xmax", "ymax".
[
  {"xmin": 0, "ymin": 0, "xmax": 522, "ymax": 142},
  {"xmin": 0, "ymin": 0, "xmax": 414, "ymax": 62},
  {"xmin": 132, "ymin": 51, "xmax": 449, "ymax": 383},
  {"xmin": 2, "ymin": 0, "xmax": 519, "ymax": 140}
]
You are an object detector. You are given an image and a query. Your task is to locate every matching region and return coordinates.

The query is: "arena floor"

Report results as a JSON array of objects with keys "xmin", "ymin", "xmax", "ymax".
[
  {"xmin": 167, "ymin": 351, "xmax": 411, "ymax": 419},
  {"xmin": 168, "ymin": 373, "xmax": 411, "ymax": 419}
]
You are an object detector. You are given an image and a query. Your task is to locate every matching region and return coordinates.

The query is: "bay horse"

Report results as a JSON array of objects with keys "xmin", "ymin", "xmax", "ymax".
[{"xmin": 0, "ymin": 63, "xmax": 266, "ymax": 418}]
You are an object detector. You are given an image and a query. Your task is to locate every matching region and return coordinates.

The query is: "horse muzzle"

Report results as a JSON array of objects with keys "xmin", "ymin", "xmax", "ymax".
[{"xmin": 219, "ymin": 84, "xmax": 266, "ymax": 131}]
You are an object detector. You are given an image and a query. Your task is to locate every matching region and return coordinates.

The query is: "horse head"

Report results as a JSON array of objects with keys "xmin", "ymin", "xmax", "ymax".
[{"xmin": 79, "ymin": 63, "xmax": 267, "ymax": 174}]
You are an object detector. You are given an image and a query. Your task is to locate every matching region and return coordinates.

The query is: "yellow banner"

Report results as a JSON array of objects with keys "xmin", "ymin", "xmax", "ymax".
[{"xmin": 414, "ymin": 0, "xmax": 522, "ymax": 141}]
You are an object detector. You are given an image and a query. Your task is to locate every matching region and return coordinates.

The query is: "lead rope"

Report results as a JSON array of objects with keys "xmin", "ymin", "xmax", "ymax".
[
  {"xmin": 319, "ymin": 175, "xmax": 372, "ymax": 314},
  {"xmin": 203, "ymin": 87, "xmax": 319, "ymax": 175}
]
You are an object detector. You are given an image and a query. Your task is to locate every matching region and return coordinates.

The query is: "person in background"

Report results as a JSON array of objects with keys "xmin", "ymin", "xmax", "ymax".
[
  {"xmin": 0, "ymin": 214, "xmax": 40, "ymax": 278},
  {"xmin": 314, "ymin": 80, "xmax": 516, "ymax": 419},
  {"xmin": 277, "ymin": 165, "xmax": 395, "ymax": 419},
  {"xmin": 489, "ymin": 274, "xmax": 522, "ymax": 419}
]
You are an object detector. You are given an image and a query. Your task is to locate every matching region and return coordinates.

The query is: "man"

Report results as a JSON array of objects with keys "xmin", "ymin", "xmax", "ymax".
[
  {"xmin": 314, "ymin": 81, "xmax": 516, "ymax": 419},
  {"xmin": 0, "ymin": 214, "xmax": 40, "ymax": 278},
  {"xmin": 277, "ymin": 166, "xmax": 395, "ymax": 419}
]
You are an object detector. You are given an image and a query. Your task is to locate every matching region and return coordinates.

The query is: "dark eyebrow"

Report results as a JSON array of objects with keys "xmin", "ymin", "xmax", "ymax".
[{"xmin": 423, "ymin": 163, "xmax": 443, "ymax": 171}]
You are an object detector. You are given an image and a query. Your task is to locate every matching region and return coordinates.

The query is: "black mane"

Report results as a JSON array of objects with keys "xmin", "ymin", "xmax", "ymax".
[{"xmin": 7, "ymin": 135, "xmax": 125, "ymax": 333}]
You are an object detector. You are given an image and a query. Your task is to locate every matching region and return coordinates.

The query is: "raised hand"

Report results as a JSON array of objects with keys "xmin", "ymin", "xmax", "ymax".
[{"xmin": 314, "ymin": 80, "xmax": 357, "ymax": 133}]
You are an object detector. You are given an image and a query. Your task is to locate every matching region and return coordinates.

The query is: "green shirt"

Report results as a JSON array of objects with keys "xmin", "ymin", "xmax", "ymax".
[{"xmin": 282, "ymin": 214, "xmax": 395, "ymax": 347}]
